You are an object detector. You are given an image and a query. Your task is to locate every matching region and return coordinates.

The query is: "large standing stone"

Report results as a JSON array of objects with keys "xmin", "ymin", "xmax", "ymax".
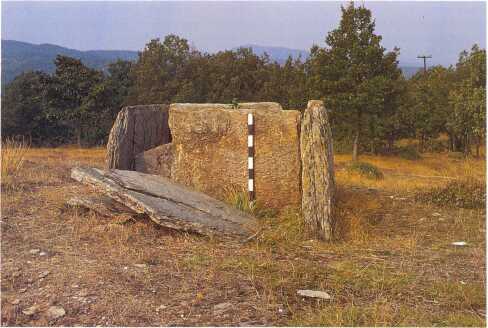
[
  {"xmin": 168, "ymin": 103, "xmax": 301, "ymax": 210},
  {"xmin": 106, "ymin": 104, "xmax": 170, "ymax": 170},
  {"xmin": 300, "ymin": 100, "xmax": 336, "ymax": 240}
]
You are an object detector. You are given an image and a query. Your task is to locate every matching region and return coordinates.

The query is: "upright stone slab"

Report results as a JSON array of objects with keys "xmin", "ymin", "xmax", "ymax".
[
  {"xmin": 300, "ymin": 100, "xmax": 336, "ymax": 240},
  {"xmin": 106, "ymin": 104, "xmax": 170, "ymax": 170},
  {"xmin": 168, "ymin": 103, "xmax": 301, "ymax": 210}
]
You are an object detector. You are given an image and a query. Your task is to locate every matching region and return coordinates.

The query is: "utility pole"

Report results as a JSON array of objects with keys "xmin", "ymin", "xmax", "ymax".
[{"xmin": 417, "ymin": 55, "xmax": 432, "ymax": 73}]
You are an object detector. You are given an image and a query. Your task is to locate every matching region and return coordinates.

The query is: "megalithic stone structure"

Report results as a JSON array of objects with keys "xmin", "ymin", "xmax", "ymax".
[
  {"xmin": 106, "ymin": 104, "xmax": 170, "ymax": 170},
  {"xmin": 300, "ymin": 100, "xmax": 336, "ymax": 241}
]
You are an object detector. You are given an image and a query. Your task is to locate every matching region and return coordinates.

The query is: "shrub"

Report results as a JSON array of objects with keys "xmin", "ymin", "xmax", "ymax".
[
  {"xmin": 447, "ymin": 152, "xmax": 466, "ymax": 160},
  {"xmin": 425, "ymin": 139, "xmax": 448, "ymax": 153},
  {"xmin": 393, "ymin": 145, "xmax": 422, "ymax": 160},
  {"xmin": 345, "ymin": 161, "xmax": 384, "ymax": 180},
  {"xmin": 415, "ymin": 178, "xmax": 485, "ymax": 209},
  {"xmin": 1, "ymin": 137, "xmax": 30, "ymax": 183}
]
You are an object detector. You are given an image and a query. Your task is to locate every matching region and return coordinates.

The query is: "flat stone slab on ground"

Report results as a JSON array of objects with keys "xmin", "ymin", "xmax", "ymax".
[{"xmin": 71, "ymin": 167, "xmax": 257, "ymax": 238}]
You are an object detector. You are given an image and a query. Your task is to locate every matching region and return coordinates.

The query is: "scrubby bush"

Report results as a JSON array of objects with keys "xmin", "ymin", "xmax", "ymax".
[
  {"xmin": 393, "ymin": 145, "xmax": 422, "ymax": 160},
  {"xmin": 345, "ymin": 161, "xmax": 384, "ymax": 180},
  {"xmin": 425, "ymin": 139, "xmax": 448, "ymax": 153},
  {"xmin": 415, "ymin": 178, "xmax": 485, "ymax": 209},
  {"xmin": 447, "ymin": 152, "xmax": 466, "ymax": 159}
]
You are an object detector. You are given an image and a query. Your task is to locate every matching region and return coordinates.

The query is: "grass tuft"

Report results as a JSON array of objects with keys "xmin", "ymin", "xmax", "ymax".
[
  {"xmin": 345, "ymin": 161, "xmax": 384, "ymax": 180},
  {"xmin": 1, "ymin": 137, "xmax": 30, "ymax": 187},
  {"xmin": 224, "ymin": 185, "xmax": 277, "ymax": 218}
]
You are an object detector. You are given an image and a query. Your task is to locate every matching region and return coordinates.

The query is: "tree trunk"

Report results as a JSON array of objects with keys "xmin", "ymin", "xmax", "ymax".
[
  {"xmin": 475, "ymin": 136, "xmax": 481, "ymax": 158},
  {"xmin": 300, "ymin": 100, "xmax": 336, "ymax": 241},
  {"xmin": 76, "ymin": 126, "xmax": 82, "ymax": 148},
  {"xmin": 418, "ymin": 134, "xmax": 427, "ymax": 153},
  {"xmin": 448, "ymin": 133, "xmax": 453, "ymax": 152},
  {"xmin": 352, "ymin": 130, "xmax": 359, "ymax": 162},
  {"xmin": 464, "ymin": 133, "xmax": 471, "ymax": 157},
  {"xmin": 387, "ymin": 135, "xmax": 394, "ymax": 153}
]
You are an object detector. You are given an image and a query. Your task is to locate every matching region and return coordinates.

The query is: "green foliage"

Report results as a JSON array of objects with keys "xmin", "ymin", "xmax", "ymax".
[
  {"xmin": 307, "ymin": 2, "xmax": 402, "ymax": 160},
  {"xmin": 1, "ymin": 71, "xmax": 66, "ymax": 144},
  {"xmin": 345, "ymin": 161, "xmax": 384, "ymax": 180},
  {"xmin": 415, "ymin": 179, "xmax": 485, "ymax": 209},
  {"xmin": 408, "ymin": 66, "xmax": 455, "ymax": 151},
  {"xmin": 447, "ymin": 45, "xmax": 486, "ymax": 156}
]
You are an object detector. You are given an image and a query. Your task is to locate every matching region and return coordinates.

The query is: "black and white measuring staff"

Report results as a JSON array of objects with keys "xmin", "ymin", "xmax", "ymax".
[{"xmin": 247, "ymin": 113, "xmax": 255, "ymax": 202}]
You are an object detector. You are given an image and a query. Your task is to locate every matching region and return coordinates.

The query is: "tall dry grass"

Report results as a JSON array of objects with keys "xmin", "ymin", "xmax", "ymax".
[{"xmin": 1, "ymin": 138, "xmax": 30, "ymax": 185}]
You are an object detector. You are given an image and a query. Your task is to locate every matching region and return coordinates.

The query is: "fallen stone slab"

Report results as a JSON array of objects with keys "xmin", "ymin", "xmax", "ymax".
[
  {"xmin": 66, "ymin": 195, "xmax": 137, "ymax": 218},
  {"xmin": 71, "ymin": 167, "xmax": 257, "ymax": 237}
]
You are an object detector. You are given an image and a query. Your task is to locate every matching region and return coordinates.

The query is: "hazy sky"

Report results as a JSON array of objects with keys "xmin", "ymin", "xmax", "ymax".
[{"xmin": 2, "ymin": 1, "xmax": 486, "ymax": 66}]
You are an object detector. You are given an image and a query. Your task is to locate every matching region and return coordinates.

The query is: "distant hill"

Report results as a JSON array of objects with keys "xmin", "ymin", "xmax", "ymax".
[
  {"xmin": 400, "ymin": 66, "xmax": 423, "ymax": 78},
  {"xmin": 2, "ymin": 40, "xmax": 424, "ymax": 85},
  {"xmin": 234, "ymin": 44, "xmax": 310, "ymax": 64},
  {"xmin": 237, "ymin": 44, "xmax": 423, "ymax": 78},
  {"xmin": 1, "ymin": 40, "xmax": 139, "ymax": 84}
]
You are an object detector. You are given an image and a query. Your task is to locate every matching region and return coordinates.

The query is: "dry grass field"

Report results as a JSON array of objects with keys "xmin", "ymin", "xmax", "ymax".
[{"xmin": 1, "ymin": 146, "xmax": 486, "ymax": 326}]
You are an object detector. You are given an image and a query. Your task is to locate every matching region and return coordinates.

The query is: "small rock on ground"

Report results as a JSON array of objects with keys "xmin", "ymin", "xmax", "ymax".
[
  {"xmin": 213, "ymin": 302, "xmax": 232, "ymax": 315},
  {"xmin": 46, "ymin": 306, "xmax": 66, "ymax": 320},
  {"xmin": 134, "ymin": 263, "xmax": 148, "ymax": 269},
  {"xmin": 22, "ymin": 305, "xmax": 39, "ymax": 316},
  {"xmin": 38, "ymin": 271, "xmax": 50, "ymax": 279},
  {"xmin": 297, "ymin": 289, "xmax": 332, "ymax": 300},
  {"xmin": 156, "ymin": 305, "xmax": 167, "ymax": 312}
]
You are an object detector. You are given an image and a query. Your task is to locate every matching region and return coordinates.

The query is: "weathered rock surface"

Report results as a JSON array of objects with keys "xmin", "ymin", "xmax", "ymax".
[
  {"xmin": 168, "ymin": 103, "xmax": 301, "ymax": 210},
  {"xmin": 134, "ymin": 144, "xmax": 174, "ymax": 177},
  {"xmin": 300, "ymin": 100, "xmax": 336, "ymax": 240},
  {"xmin": 71, "ymin": 167, "xmax": 257, "ymax": 237},
  {"xmin": 106, "ymin": 104, "xmax": 170, "ymax": 170},
  {"xmin": 46, "ymin": 306, "xmax": 66, "ymax": 320},
  {"xmin": 66, "ymin": 195, "xmax": 137, "ymax": 218}
]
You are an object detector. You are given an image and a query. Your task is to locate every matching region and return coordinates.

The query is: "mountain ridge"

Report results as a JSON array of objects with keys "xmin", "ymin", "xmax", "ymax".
[{"xmin": 2, "ymin": 39, "xmax": 423, "ymax": 84}]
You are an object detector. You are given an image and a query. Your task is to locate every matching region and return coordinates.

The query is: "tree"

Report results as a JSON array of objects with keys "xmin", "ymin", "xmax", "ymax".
[
  {"xmin": 44, "ymin": 55, "xmax": 103, "ymax": 146},
  {"xmin": 408, "ymin": 66, "xmax": 454, "ymax": 152},
  {"xmin": 1, "ymin": 71, "xmax": 59, "ymax": 144},
  {"xmin": 307, "ymin": 2, "xmax": 402, "ymax": 161},
  {"xmin": 447, "ymin": 45, "xmax": 486, "ymax": 157},
  {"xmin": 127, "ymin": 35, "xmax": 191, "ymax": 104}
]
